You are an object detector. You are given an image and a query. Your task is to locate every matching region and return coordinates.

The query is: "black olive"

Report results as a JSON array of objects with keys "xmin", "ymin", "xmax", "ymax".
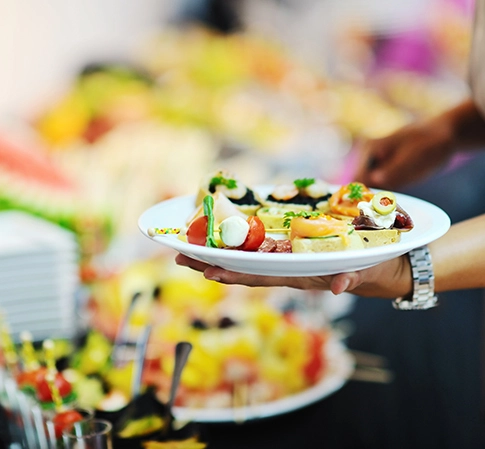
[
  {"xmin": 191, "ymin": 319, "xmax": 209, "ymax": 330},
  {"xmin": 218, "ymin": 317, "xmax": 237, "ymax": 329},
  {"xmin": 152, "ymin": 285, "xmax": 162, "ymax": 300}
]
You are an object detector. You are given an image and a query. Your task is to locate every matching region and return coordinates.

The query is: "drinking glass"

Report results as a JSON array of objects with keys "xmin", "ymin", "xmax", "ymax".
[
  {"xmin": 62, "ymin": 419, "xmax": 112, "ymax": 449},
  {"xmin": 43, "ymin": 406, "xmax": 95, "ymax": 448}
]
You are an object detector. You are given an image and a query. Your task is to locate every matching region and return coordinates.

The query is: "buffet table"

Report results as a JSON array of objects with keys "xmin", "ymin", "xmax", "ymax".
[
  {"xmin": 1, "ymin": 4, "xmax": 482, "ymax": 447},
  {"xmin": 1, "ymin": 288, "xmax": 483, "ymax": 449}
]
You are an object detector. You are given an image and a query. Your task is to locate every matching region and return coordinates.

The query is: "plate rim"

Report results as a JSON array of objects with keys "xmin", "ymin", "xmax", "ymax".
[{"xmin": 171, "ymin": 337, "xmax": 355, "ymax": 423}]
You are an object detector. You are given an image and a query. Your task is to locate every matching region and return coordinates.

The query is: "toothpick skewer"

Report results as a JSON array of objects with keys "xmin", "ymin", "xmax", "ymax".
[{"xmin": 148, "ymin": 227, "xmax": 289, "ymax": 237}]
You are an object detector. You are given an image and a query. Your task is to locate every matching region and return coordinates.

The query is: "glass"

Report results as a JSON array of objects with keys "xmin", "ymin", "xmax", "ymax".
[
  {"xmin": 43, "ymin": 406, "xmax": 95, "ymax": 448},
  {"xmin": 62, "ymin": 419, "xmax": 112, "ymax": 449}
]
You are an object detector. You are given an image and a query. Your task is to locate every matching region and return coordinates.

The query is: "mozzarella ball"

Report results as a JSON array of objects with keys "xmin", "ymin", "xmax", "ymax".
[{"xmin": 219, "ymin": 216, "xmax": 250, "ymax": 247}]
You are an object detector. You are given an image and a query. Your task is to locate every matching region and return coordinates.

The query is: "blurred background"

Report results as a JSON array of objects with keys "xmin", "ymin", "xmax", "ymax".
[{"xmin": 0, "ymin": 0, "xmax": 483, "ymax": 448}]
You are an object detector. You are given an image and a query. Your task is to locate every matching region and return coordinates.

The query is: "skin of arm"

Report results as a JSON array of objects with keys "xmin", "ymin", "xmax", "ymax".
[
  {"xmin": 354, "ymin": 99, "xmax": 485, "ymax": 189},
  {"xmin": 428, "ymin": 213, "xmax": 485, "ymax": 292},
  {"xmin": 175, "ymin": 213, "xmax": 485, "ymax": 299}
]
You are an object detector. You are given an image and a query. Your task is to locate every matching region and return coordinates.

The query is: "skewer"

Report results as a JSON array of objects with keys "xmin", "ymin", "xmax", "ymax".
[
  {"xmin": 232, "ymin": 381, "xmax": 250, "ymax": 424},
  {"xmin": 148, "ymin": 227, "xmax": 290, "ymax": 236}
]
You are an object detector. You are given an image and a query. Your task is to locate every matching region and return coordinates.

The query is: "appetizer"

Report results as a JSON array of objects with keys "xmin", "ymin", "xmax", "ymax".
[
  {"xmin": 150, "ymin": 175, "xmax": 415, "ymax": 254},
  {"xmin": 195, "ymin": 169, "xmax": 262, "ymax": 215},
  {"xmin": 37, "ymin": 340, "xmax": 77, "ymax": 408},
  {"xmin": 324, "ymin": 182, "xmax": 374, "ymax": 219},
  {"xmin": 186, "ymin": 196, "xmax": 266, "ymax": 251},
  {"xmin": 263, "ymin": 178, "xmax": 331, "ymax": 211},
  {"xmin": 256, "ymin": 205, "xmax": 290, "ymax": 230},
  {"xmin": 186, "ymin": 191, "xmax": 247, "ymax": 229},
  {"xmin": 284, "ymin": 211, "xmax": 364, "ymax": 253},
  {"xmin": 352, "ymin": 190, "xmax": 414, "ymax": 247}
]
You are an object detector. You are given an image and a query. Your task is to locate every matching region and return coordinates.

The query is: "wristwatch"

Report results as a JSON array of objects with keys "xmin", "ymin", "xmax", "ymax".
[{"xmin": 392, "ymin": 245, "xmax": 438, "ymax": 310}]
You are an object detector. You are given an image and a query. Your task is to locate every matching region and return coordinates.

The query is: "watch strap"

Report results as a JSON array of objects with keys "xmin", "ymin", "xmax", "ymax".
[{"xmin": 392, "ymin": 245, "xmax": 438, "ymax": 310}]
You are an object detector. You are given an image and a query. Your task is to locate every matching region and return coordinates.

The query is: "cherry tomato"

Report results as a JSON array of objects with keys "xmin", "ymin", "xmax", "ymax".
[
  {"xmin": 238, "ymin": 216, "xmax": 265, "ymax": 251},
  {"xmin": 35, "ymin": 371, "xmax": 72, "ymax": 402},
  {"xmin": 16, "ymin": 368, "xmax": 43, "ymax": 389},
  {"xmin": 186, "ymin": 216, "xmax": 208, "ymax": 246},
  {"xmin": 52, "ymin": 409, "xmax": 84, "ymax": 438}
]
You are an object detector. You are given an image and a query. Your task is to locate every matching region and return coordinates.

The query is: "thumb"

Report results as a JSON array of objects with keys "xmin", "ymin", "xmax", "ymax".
[{"xmin": 329, "ymin": 273, "xmax": 354, "ymax": 295}]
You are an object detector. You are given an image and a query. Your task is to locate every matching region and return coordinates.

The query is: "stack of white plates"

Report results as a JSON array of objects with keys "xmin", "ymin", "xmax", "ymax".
[{"xmin": 0, "ymin": 211, "xmax": 80, "ymax": 342}]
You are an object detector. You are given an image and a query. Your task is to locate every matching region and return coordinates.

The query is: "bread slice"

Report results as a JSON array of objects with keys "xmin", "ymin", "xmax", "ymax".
[
  {"xmin": 235, "ymin": 203, "xmax": 263, "ymax": 216},
  {"xmin": 317, "ymin": 202, "xmax": 356, "ymax": 222},
  {"xmin": 291, "ymin": 232, "xmax": 365, "ymax": 253},
  {"xmin": 356, "ymin": 229, "xmax": 401, "ymax": 248},
  {"xmin": 256, "ymin": 206, "xmax": 289, "ymax": 230},
  {"xmin": 262, "ymin": 200, "xmax": 313, "ymax": 212}
]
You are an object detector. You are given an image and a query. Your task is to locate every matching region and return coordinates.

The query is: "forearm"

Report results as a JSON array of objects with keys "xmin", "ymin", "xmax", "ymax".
[
  {"xmin": 429, "ymin": 214, "xmax": 485, "ymax": 292},
  {"xmin": 341, "ymin": 214, "xmax": 485, "ymax": 299},
  {"xmin": 442, "ymin": 98, "xmax": 485, "ymax": 150}
]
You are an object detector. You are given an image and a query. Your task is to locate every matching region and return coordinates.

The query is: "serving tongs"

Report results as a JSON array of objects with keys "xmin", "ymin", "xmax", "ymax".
[
  {"xmin": 349, "ymin": 350, "xmax": 394, "ymax": 384},
  {"xmin": 164, "ymin": 341, "xmax": 193, "ymax": 434},
  {"xmin": 111, "ymin": 292, "xmax": 144, "ymax": 368},
  {"xmin": 113, "ymin": 341, "xmax": 193, "ymax": 447}
]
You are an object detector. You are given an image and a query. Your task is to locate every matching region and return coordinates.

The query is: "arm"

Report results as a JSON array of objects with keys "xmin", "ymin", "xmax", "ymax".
[
  {"xmin": 354, "ymin": 99, "xmax": 485, "ymax": 189},
  {"xmin": 175, "ymin": 213, "xmax": 485, "ymax": 299},
  {"xmin": 429, "ymin": 213, "xmax": 485, "ymax": 292}
]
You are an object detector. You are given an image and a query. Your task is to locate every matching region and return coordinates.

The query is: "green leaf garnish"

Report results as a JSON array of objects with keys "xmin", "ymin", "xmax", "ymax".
[
  {"xmin": 347, "ymin": 183, "xmax": 364, "ymax": 200},
  {"xmin": 203, "ymin": 195, "xmax": 218, "ymax": 248},
  {"xmin": 293, "ymin": 178, "xmax": 315, "ymax": 189},
  {"xmin": 209, "ymin": 176, "xmax": 237, "ymax": 190},
  {"xmin": 283, "ymin": 210, "xmax": 321, "ymax": 228}
]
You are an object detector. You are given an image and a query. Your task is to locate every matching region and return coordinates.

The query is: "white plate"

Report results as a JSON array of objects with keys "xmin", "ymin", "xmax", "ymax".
[
  {"xmin": 172, "ymin": 338, "xmax": 354, "ymax": 423},
  {"xmin": 138, "ymin": 186, "xmax": 451, "ymax": 277}
]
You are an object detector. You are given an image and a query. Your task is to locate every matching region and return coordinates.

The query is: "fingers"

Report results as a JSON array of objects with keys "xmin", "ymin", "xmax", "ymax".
[
  {"xmin": 176, "ymin": 253, "xmax": 408, "ymax": 299},
  {"xmin": 176, "ymin": 253, "xmax": 292, "ymax": 286},
  {"xmin": 175, "ymin": 253, "xmax": 212, "ymax": 272},
  {"xmin": 204, "ymin": 267, "xmax": 302, "ymax": 288},
  {"xmin": 355, "ymin": 144, "xmax": 410, "ymax": 189},
  {"xmin": 329, "ymin": 273, "xmax": 352, "ymax": 295},
  {"xmin": 176, "ymin": 254, "xmax": 334, "ymax": 289},
  {"xmin": 353, "ymin": 138, "xmax": 390, "ymax": 187},
  {"xmin": 329, "ymin": 272, "xmax": 365, "ymax": 295}
]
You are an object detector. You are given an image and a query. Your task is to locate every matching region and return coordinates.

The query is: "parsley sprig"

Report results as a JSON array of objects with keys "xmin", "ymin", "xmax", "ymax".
[
  {"xmin": 283, "ymin": 210, "xmax": 321, "ymax": 228},
  {"xmin": 293, "ymin": 178, "xmax": 315, "ymax": 189},
  {"xmin": 209, "ymin": 176, "xmax": 237, "ymax": 190},
  {"xmin": 347, "ymin": 183, "xmax": 364, "ymax": 200}
]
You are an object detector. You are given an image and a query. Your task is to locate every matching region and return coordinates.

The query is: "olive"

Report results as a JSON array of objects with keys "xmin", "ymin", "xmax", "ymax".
[
  {"xmin": 218, "ymin": 317, "xmax": 237, "ymax": 329},
  {"xmin": 371, "ymin": 191, "xmax": 397, "ymax": 215},
  {"xmin": 191, "ymin": 318, "xmax": 209, "ymax": 330}
]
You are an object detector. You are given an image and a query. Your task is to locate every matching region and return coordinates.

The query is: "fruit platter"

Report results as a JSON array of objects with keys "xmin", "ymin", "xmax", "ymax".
[{"xmin": 0, "ymin": 253, "xmax": 354, "ymax": 448}]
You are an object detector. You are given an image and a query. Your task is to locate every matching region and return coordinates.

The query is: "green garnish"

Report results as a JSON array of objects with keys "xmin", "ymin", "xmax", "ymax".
[
  {"xmin": 283, "ymin": 210, "xmax": 321, "ymax": 228},
  {"xmin": 293, "ymin": 178, "xmax": 315, "ymax": 189},
  {"xmin": 203, "ymin": 195, "xmax": 218, "ymax": 248},
  {"xmin": 209, "ymin": 176, "xmax": 237, "ymax": 190},
  {"xmin": 347, "ymin": 183, "xmax": 364, "ymax": 200}
]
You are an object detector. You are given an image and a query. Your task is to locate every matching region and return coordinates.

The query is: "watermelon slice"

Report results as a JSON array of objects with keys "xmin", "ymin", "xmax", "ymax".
[
  {"xmin": 0, "ymin": 134, "xmax": 76, "ymax": 191},
  {"xmin": 0, "ymin": 133, "xmax": 113, "ymax": 255}
]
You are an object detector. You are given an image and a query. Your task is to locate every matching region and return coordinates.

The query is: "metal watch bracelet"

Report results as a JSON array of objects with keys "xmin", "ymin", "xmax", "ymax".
[{"xmin": 392, "ymin": 245, "xmax": 438, "ymax": 310}]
